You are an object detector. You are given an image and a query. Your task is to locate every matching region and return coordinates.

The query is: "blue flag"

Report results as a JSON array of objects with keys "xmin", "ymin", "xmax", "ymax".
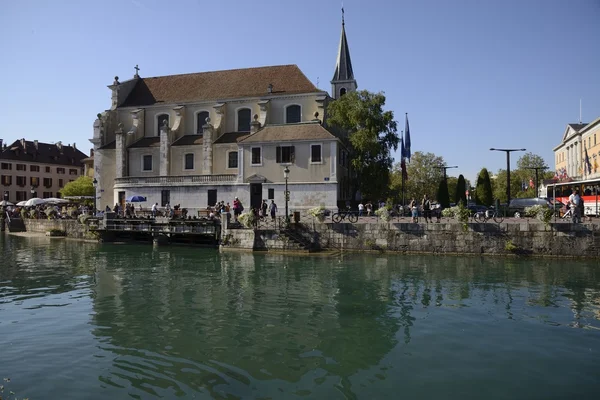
[
  {"xmin": 404, "ymin": 114, "xmax": 411, "ymax": 162},
  {"xmin": 585, "ymin": 147, "xmax": 592, "ymax": 175},
  {"xmin": 400, "ymin": 134, "xmax": 405, "ymax": 160}
]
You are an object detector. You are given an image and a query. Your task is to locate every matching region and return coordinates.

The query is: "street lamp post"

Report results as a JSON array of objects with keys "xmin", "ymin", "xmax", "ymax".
[
  {"xmin": 283, "ymin": 166, "xmax": 290, "ymax": 223},
  {"xmin": 434, "ymin": 165, "xmax": 458, "ymax": 181},
  {"xmin": 490, "ymin": 148, "xmax": 526, "ymax": 206},
  {"xmin": 92, "ymin": 178, "xmax": 98, "ymax": 215}
]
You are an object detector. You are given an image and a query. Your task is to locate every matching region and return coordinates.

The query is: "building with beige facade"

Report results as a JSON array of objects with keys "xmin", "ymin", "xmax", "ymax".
[
  {"xmin": 553, "ymin": 116, "xmax": 600, "ymax": 181},
  {"xmin": 0, "ymin": 139, "xmax": 88, "ymax": 203},
  {"xmin": 91, "ymin": 17, "xmax": 357, "ymax": 213}
]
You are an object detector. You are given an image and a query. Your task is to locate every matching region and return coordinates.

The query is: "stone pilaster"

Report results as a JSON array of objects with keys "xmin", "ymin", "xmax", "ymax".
[
  {"xmin": 159, "ymin": 120, "xmax": 170, "ymax": 176},
  {"xmin": 115, "ymin": 123, "xmax": 126, "ymax": 178},
  {"xmin": 202, "ymin": 118, "xmax": 214, "ymax": 175}
]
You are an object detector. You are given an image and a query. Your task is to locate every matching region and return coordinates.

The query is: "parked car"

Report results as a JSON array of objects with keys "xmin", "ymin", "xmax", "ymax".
[{"xmin": 507, "ymin": 197, "xmax": 563, "ymax": 218}]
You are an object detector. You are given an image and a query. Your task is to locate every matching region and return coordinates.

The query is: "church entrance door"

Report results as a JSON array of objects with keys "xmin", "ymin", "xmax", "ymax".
[{"xmin": 250, "ymin": 183, "xmax": 262, "ymax": 211}]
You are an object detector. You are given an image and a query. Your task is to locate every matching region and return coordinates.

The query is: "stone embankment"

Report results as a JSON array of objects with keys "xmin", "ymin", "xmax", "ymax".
[{"xmin": 221, "ymin": 220, "xmax": 600, "ymax": 258}]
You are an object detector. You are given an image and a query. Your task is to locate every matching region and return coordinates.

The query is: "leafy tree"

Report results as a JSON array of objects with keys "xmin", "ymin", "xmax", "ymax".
[
  {"xmin": 327, "ymin": 90, "xmax": 399, "ymax": 201},
  {"xmin": 475, "ymin": 168, "xmax": 493, "ymax": 206},
  {"xmin": 446, "ymin": 176, "xmax": 458, "ymax": 202},
  {"xmin": 516, "ymin": 152, "xmax": 548, "ymax": 170},
  {"xmin": 455, "ymin": 174, "xmax": 467, "ymax": 205},
  {"xmin": 437, "ymin": 179, "xmax": 450, "ymax": 208},
  {"xmin": 59, "ymin": 176, "xmax": 94, "ymax": 197},
  {"xmin": 389, "ymin": 151, "xmax": 445, "ymax": 204}
]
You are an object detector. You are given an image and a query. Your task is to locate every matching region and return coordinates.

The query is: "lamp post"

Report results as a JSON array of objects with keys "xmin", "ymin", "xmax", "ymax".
[
  {"xmin": 92, "ymin": 178, "xmax": 98, "ymax": 215},
  {"xmin": 283, "ymin": 166, "xmax": 290, "ymax": 223},
  {"xmin": 30, "ymin": 186, "xmax": 36, "ymax": 199},
  {"xmin": 434, "ymin": 165, "xmax": 458, "ymax": 181},
  {"xmin": 490, "ymin": 148, "xmax": 526, "ymax": 205}
]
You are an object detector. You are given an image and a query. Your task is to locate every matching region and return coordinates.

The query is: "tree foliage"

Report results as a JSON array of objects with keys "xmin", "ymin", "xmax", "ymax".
[
  {"xmin": 389, "ymin": 151, "xmax": 445, "ymax": 204},
  {"xmin": 327, "ymin": 90, "xmax": 399, "ymax": 201},
  {"xmin": 437, "ymin": 179, "xmax": 450, "ymax": 208},
  {"xmin": 455, "ymin": 175, "xmax": 467, "ymax": 205},
  {"xmin": 59, "ymin": 176, "xmax": 94, "ymax": 197},
  {"xmin": 475, "ymin": 168, "xmax": 493, "ymax": 206},
  {"xmin": 492, "ymin": 152, "xmax": 554, "ymax": 202},
  {"xmin": 516, "ymin": 152, "xmax": 548, "ymax": 170}
]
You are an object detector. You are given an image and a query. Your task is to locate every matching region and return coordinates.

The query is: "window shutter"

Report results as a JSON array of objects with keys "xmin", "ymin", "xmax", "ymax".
[
  {"xmin": 276, "ymin": 146, "xmax": 281, "ymax": 163},
  {"xmin": 291, "ymin": 146, "xmax": 295, "ymax": 163}
]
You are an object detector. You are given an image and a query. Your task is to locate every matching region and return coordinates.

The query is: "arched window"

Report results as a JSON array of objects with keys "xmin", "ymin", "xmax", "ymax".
[
  {"xmin": 237, "ymin": 108, "xmax": 251, "ymax": 132},
  {"xmin": 196, "ymin": 111, "xmax": 209, "ymax": 134},
  {"xmin": 157, "ymin": 114, "xmax": 169, "ymax": 136},
  {"xmin": 339, "ymin": 88, "xmax": 347, "ymax": 97},
  {"xmin": 285, "ymin": 105, "xmax": 301, "ymax": 124}
]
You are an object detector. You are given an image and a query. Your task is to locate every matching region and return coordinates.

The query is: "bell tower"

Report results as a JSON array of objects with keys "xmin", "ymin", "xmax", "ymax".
[{"xmin": 331, "ymin": 7, "xmax": 357, "ymax": 99}]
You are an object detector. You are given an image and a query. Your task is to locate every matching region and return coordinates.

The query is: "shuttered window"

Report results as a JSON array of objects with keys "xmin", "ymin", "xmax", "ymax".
[{"xmin": 276, "ymin": 146, "xmax": 295, "ymax": 163}]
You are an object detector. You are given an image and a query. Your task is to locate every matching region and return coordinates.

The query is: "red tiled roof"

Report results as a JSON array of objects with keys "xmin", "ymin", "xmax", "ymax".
[{"xmin": 120, "ymin": 65, "xmax": 320, "ymax": 107}]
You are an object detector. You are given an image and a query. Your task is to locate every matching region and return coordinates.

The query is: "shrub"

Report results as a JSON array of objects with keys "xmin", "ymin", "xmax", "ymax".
[
  {"xmin": 237, "ymin": 212, "xmax": 255, "ymax": 229},
  {"xmin": 308, "ymin": 206, "xmax": 326, "ymax": 222},
  {"xmin": 78, "ymin": 214, "xmax": 91, "ymax": 224},
  {"xmin": 375, "ymin": 206, "xmax": 391, "ymax": 222},
  {"xmin": 524, "ymin": 205, "xmax": 553, "ymax": 226}
]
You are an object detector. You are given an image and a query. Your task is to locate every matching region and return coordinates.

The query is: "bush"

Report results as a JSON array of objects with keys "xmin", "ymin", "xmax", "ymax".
[
  {"xmin": 524, "ymin": 205, "xmax": 553, "ymax": 226},
  {"xmin": 237, "ymin": 212, "xmax": 255, "ymax": 229},
  {"xmin": 78, "ymin": 214, "xmax": 91, "ymax": 224},
  {"xmin": 308, "ymin": 206, "xmax": 326, "ymax": 221},
  {"xmin": 375, "ymin": 206, "xmax": 391, "ymax": 222}
]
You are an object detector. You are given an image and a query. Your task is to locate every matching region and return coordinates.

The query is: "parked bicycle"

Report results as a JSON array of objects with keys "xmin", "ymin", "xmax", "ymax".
[
  {"xmin": 472, "ymin": 209, "xmax": 504, "ymax": 223},
  {"xmin": 332, "ymin": 208, "xmax": 358, "ymax": 223}
]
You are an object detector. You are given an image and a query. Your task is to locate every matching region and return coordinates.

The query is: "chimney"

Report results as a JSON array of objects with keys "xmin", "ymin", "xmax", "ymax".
[
  {"xmin": 267, "ymin": 83, "xmax": 273, "ymax": 94},
  {"xmin": 56, "ymin": 141, "xmax": 63, "ymax": 153},
  {"xmin": 73, "ymin": 142, "xmax": 77, "ymax": 151},
  {"xmin": 20, "ymin": 138, "xmax": 25, "ymax": 148},
  {"xmin": 0, "ymin": 139, "xmax": 3, "ymax": 150},
  {"xmin": 90, "ymin": 148, "xmax": 94, "ymax": 157},
  {"xmin": 34, "ymin": 140, "xmax": 38, "ymax": 150}
]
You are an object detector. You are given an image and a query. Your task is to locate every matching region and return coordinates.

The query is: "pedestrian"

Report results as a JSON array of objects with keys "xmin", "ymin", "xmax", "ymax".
[
  {"xmin": 568, "ymin": 190, "xmax": 581, "ymax": 223},
  {"xmin": 366, "ymin": 201, "xmax": 373, "ymax": 216},
  {"xmin": 358, "ymin": 202, "xmax": 364, "ymax": 217},
  {"xmin": 269, "ymin": 200, "xmax": 278, "ymax": 220},
  {"xmin": 410, "ymin": 198, "xmax": 418, "ymax": 223},
  {"xmin": 422, "ymin": 194, "xmax": 431, "ymax": 223},
  {"xmin": 151, "ymin": 202, "xmax": 158, "ymax": 217},
  {"xmin": 261, "ymin": 199, "xmax": 268, "ymax": 219},
  {"xmin": 233, "ymin": 197, "xmax": 243, "ymax": 221}
]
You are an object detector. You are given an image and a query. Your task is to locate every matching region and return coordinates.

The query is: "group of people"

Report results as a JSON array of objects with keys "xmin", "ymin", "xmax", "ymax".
[{"xmin": 356, "ymin": 195, "xmax": 440, "ymax": 223}]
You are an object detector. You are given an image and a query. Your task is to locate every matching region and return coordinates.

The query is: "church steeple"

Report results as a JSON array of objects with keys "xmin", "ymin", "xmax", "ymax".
[{"xmin": 331, "ymin": 7, "xmax": 357, "ymax": 99}]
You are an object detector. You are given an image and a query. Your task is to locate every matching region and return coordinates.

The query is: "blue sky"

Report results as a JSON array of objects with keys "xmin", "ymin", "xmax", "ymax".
[{"xmin": 1, "ymin": 0, "xmax": 599, "ymax": 183}]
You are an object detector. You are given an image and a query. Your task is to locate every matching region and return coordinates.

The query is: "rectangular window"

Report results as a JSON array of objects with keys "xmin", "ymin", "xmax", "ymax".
[
  {"xmin": 143, "ymin": 155, "xmax": 152, "ymax": 171},
  {"xmin": 311, "ymin": 144, "xmax": 322, "ymax": 163},
  {"xmin": 16, "ymin": 164, "xmax": 26, "ymax": 171},
  {"xmin": 16, "ymin": 176, "xmax": 26, "ymax": 186},
  {"xmin": 43, "ymin": 178, "xmax": 53, "ymax": 187},
  {"xmin": 161, "ymin": 190, "xmax": 170, "ymax": 207},
  {"xmin": 228, "ymin": 151, "xmax": 238, "ymax": 168},
  {"xmin": 43, "ymin": 191, "xmax": 53, "ymax": 198},
  {"xmin": 1, "ymin": 175, "xmax": 11, "ymax": 185},
  {"xmin": 69, "ymin": 169, "xmax": 78, "ymax": 175},
  {"xmin": 59, "ymin": 179, "xmax": 64, "ymax": 188},
  {"xmin": 45, "ymin": 166, "xmax": 51, "ymax": 173},
  {"xmin": 184, "ymin": 153, "xmax": 194, "ymax": 170},
  {"xmin": 1, "ymin": 163, "xmax": 12, "ymax": 170},
  {"xmin": 207, "ymin": 189, "xmax": 217, "ymax": 206},
  {"xmin": 30, "ymin": 177, "xmax": 39, "ymax": 187},
  {"xmin": 30, "ymin": 165, "xmax": 39, "ymax": 172},
  {"xmin": 251, "ymin": 147, "xmax": 262, "ymax": 165},
  {"xmin": 268, "ymin": 188, "xmax": 274, "ymax": 200},
  {"xmin": 57, "ymin": 168, "xmax": 65, "ymax": 174},
  {"xmin": 276, "ymin": 146, "xmax": 295, "ymax": 164},
  {"xmin": 16, "ymin": 191, "xmax": 27, "ymax": 201}
]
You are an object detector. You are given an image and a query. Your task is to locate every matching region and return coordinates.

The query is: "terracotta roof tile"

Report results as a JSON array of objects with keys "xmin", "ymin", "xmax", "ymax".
[
  {"xmin": 239, "ymin": 122, "xmax": 336, "ymax": 144},
  {"xmin": 120, "ymin": 65, "xmax": 321, "ymax": 107},
  {"xmin": 0, "ymin": 139, "xmax": 88, "ymax": 166}
]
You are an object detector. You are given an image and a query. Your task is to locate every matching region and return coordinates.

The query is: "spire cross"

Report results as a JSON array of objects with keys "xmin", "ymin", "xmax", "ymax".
[
  {"xmin": 134, "ymin": 64, "xmax": 140, "ymax": 77},
  {"xmin": 341, "ymin": 4, "xmax": 345, "ymax": 25}
]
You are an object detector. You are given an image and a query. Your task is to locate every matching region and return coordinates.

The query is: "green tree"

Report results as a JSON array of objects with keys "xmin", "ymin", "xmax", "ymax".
[
  {"xmin": 437, "ymin": 179, "xmax": 450, "ymax": 208},
  {"xmin": 59, "ymin": 176, "xmax": 94, "ymax": 197},
  {"xmin": 475, "ymin": 168, "xmax": 493, "ymax": 206},
  {"xmin": 516, "ymin": 152, "xmax": 548, "ymax": 170},
  {"xmin": 389, "ymin": 151, "xmax": 445, "ymax": 204},
  {"xmin": 455, "ymin": 174, "xmax": 467, "ymax": 205},
  {"xmin": 327, "ymin": 90, "xmax": 400, "ymax": 201}
]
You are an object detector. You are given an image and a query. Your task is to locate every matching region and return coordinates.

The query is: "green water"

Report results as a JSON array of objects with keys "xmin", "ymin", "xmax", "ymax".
[{"xmin": 0, "ymin": 234, "xmax": 599, "ymax": 399}]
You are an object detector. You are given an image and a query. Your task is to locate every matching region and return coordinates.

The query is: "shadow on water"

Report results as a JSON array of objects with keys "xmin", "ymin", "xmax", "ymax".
[{"xmin": 2, "ymin": 234, "xmax": 600, "ymax": 399}]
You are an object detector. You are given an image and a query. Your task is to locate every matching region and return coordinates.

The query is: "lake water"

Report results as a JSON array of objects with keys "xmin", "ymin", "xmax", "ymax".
[{"xmin": 1, "ymin": 233, "xmax": 599, "ymax": 399}]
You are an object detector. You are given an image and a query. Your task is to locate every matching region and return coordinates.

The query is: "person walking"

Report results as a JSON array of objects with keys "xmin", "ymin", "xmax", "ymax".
[
  {"xmin": 366, "ymin": 201, "xmax": 373, "ymax": 217},
  {"xmin": 151, "ymin": 202, "xmax": 158, "ymax": 217},
  {"xmin": 358, "ymin": 202, "xmax": 364, "ymax": 217},
  {"xmin": 410, "ymin": 198, "xmax": 418, "ymax": 223},
  {"xmin": 269, "ymin": 200, "xmax": 278, "ymax": 220},
  {"xmin": 233, "ymin": 197, "xmax": 243, "ymax": 221},
  {"xmin": 422, "ymin": 194, "xmax": 431, "ymax": 223},
  {"xmin": 568, "ymin": 189, "xmax": 582, "ymax": 223}
]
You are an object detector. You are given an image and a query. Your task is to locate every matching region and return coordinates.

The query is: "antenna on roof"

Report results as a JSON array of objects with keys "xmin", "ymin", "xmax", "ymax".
[{"xmin": 579, "ymin": 98, "xmax": 582, "ymax": 124}]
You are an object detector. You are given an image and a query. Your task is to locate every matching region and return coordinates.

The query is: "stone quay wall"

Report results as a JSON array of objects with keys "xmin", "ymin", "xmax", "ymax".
[
  {"xmin": 222, "ymin": 221, "xmax": 600, "ymax": 257},
  {"xmin": 23, "ymin": 219, "xmax": 96, "ymax": 240}
]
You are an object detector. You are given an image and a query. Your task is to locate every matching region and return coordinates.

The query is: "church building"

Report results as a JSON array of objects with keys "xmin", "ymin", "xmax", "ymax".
[{"xmin": 91, "ymin": 15, "xmax": 357, "ymax": 214}]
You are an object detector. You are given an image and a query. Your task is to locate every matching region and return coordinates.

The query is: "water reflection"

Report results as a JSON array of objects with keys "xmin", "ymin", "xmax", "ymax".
[{"xmin": 2, "ymin": 234, "xmax": 600, "ymax": 399}]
